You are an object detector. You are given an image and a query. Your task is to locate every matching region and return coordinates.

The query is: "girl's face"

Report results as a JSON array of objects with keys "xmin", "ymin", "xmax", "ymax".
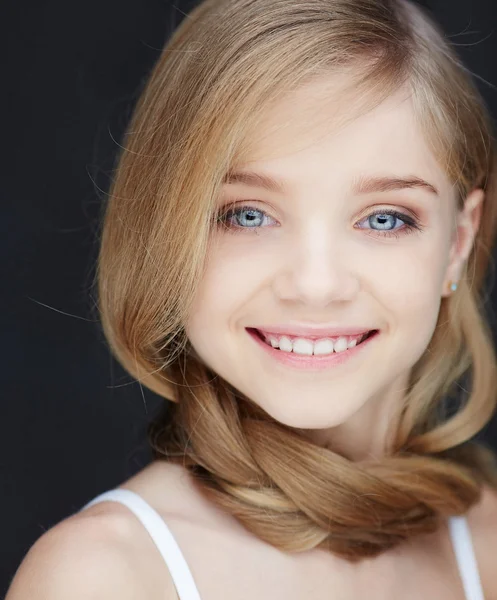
[{"xmin": 185, "ymin": 78, "xmax": 482, "ymax": 459}]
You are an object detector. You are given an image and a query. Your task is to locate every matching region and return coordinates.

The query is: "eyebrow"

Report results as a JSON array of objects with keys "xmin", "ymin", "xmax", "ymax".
[{"xmin": 223, "ymin": 170, "xmax": 439, "ymax": 197}]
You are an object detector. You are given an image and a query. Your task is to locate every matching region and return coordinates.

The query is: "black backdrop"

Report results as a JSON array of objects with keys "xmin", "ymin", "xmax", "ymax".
[{"xmin": 2, "ymin": 0, "xmax": 497, "ymax": 594}]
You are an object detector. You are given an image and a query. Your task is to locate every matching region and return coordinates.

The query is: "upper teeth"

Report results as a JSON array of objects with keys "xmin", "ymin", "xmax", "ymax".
[{"xmin": 260, "ymin": 331, "xmax": 368, "ymax": 356}]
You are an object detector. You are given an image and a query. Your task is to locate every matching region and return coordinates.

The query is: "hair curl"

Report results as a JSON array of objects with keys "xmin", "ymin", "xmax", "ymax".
[{"xmin": 94, "ymin": 0, "xmax": 497, "ymax": 561}]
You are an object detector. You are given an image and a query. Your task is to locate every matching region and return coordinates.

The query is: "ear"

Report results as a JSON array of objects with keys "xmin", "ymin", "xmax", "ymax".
[{"xmin": 442, "ymin": 187, "xmax": 484, "ymax": 297}]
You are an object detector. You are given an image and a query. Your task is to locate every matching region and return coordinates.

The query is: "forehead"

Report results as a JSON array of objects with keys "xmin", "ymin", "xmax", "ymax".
[{"xmin": 234, "ymin": 77, "xmax": 453, "ymax": 196}]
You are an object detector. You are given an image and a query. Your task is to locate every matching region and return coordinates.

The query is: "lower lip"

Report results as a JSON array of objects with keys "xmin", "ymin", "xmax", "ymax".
[{"xmin": 246, "ymin": 328, "xmax": 380, "ymax": 371}]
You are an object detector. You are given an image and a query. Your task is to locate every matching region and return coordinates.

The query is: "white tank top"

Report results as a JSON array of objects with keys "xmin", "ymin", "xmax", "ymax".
[{"xmin": 81, "ymin": 488, "xmax": 485, "ymax": 600}]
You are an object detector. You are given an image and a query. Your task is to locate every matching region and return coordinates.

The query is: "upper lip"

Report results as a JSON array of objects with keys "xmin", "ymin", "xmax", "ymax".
[{"xmin": 250, "ymin": 324, "xmax": 377, "ymax": 339}]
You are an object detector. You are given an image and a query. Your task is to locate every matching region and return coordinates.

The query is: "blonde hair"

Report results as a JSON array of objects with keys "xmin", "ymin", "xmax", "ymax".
[{"xmin": 95, "ymin": 0, "xmax": 497, "ymax": 561}]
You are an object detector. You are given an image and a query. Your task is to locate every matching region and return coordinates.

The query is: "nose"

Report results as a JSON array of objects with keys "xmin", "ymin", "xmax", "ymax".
[{"xmin": 272, "ymin": 223, "xmax": 359, "ymax": 307}]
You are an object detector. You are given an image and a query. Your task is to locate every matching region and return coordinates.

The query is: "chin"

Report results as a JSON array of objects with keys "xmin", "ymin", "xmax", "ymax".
[{"xmin": 252, "ymin": 393, "xmax": 360, "ymax": 430}]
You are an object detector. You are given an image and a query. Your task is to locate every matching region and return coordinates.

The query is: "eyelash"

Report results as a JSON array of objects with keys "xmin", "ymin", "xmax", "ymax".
[{"xmin": 215, "ymin": 203, "xmax": 424, "ymax": 239}]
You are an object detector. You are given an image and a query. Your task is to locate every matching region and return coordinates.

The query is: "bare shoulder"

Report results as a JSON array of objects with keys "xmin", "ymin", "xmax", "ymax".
[
  {"xmin": 466, "ymin": 482, "xmax": 497, "ymax": 540},
  {"xmin": 466, "ymin": 483, "xmax": 497, "ymax": 600},
  {"xmin": 6, "ymin": 501, "xmax": 178, "ymax": 600}
]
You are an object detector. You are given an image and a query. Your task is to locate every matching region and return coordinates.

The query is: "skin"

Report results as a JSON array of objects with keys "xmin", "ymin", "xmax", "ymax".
[
  {"xmin": 185, "ymin": 75, "xmax": 484, "ymax": 462},
  {"xmin": 5, "ymin": 76, "xmax": 496, "ymax": 600}
]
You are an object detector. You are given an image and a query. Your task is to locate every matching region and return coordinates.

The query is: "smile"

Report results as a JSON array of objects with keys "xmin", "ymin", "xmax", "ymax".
[{"xmin": 246, "ymin": 328, "xmax": 380, "ymax": 371}]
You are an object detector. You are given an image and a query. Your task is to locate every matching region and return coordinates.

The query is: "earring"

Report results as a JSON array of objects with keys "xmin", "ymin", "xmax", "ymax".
[{"xmin": 450, "ymin": 282, "xmax": 458, "ymax": 292}]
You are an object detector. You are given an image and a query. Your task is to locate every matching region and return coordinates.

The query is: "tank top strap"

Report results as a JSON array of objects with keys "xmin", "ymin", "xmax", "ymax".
[
  {"xmin": 82, "ymin": 489, "xmax": 203, "ymax": 600},
  {"xmin": 82, "ymin": 491, "xmax": 484, "ymax": 600},
  {"xmin": 447, "ymin": 515, "xmax": 485, "ymax": 600}
]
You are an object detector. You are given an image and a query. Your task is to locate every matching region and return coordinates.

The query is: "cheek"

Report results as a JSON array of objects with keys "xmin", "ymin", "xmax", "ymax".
[
  {"xmin": 185, "ymin": 250, "xmax": 253, "ymax": 364},
  {"xmin": 193, "ymin": 241, "xmax": 266, "ymax": 311},
  {"xmin": 379, "ymin": 247, "xmax": 445, "ymax": 362},
  {"xmin": 372, "ymin": 231, "xmax": 447, "ymax": 300},
  {"xmin": 186, "ymin": 234, "xmax": 448, "ymax": 364}
]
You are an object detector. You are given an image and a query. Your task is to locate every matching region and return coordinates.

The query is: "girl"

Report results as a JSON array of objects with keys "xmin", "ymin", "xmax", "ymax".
[{"xmin": 7, "ymin": 0, "xmax": 497, "ymax": 598}]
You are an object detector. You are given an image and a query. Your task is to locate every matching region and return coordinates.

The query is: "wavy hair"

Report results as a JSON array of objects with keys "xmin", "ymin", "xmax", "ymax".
[{"xmin": 95, "ymin": 0, "xmax": 497, "ymax": 561}]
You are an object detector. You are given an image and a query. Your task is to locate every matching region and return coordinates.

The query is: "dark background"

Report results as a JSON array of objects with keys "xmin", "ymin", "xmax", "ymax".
[{"xmin": 2, "ymin": 0, "xmax": 497, "ymax": 594}]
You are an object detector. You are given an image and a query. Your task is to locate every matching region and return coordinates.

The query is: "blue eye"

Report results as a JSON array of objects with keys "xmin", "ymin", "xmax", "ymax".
[
  {"xmin": 215, "ymin": 204, "xmax": 423, "ymax": 239},
  {"xmin": 360, "ymin": 210, "xmax": 420, "ymax": 239},
  {"xmin": 220, "ymin": 206, "xmax": 270, "ymax": 229}
]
